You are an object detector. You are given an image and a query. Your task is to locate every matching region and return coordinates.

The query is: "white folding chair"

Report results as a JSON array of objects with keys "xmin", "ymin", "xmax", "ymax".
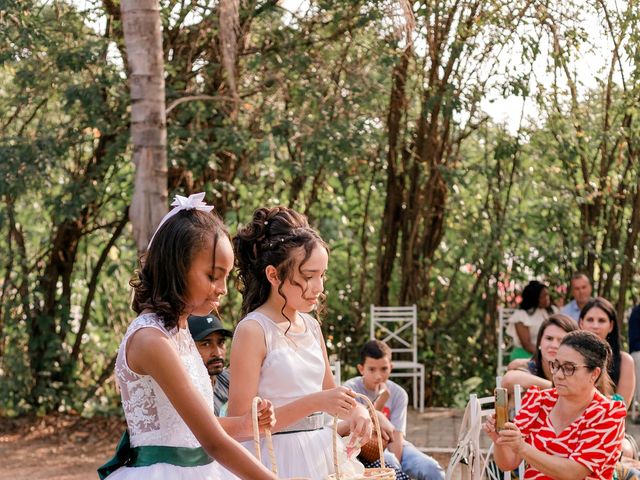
[
  {"xmin": 370, "ymin": 304, "xmax": 425, "ymax": 412},
  {"xmin": 330, "ymin": 359, "xmax": 341, "ymax": 385},
  {"xmin": 497, "ymin": 307, "xmax": 516, "ymax": 376},
  {"xmin": 445, "ymin": 383, "xmax": 523, "ymax": 480}
]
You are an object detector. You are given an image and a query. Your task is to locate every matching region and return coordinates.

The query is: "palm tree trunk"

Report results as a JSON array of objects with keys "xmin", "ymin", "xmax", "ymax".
[{"xmin": 121, "ymin": 0, "xmax": 168, "ymax": 250}]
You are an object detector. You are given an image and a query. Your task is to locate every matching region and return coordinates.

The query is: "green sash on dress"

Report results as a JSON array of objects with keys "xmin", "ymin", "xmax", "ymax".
[{"xmin": 97, "ymin": 430, "xmax": 213, "ymax": 479}]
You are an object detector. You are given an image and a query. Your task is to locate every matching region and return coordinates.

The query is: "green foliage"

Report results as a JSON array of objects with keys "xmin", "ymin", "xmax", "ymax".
[{"xmin": 1, "ymin": 0, "xmax": 639, "ymax": 415}]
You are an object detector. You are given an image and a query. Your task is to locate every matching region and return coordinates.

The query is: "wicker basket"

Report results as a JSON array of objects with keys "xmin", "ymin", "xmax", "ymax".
[
  {"xmin": 327, "ymin": 393, "xmax": 396, "ymax": 480},
  {"xmin": 251, "ymin": 396, "xmax": 309, "ymax": 480},
  {"xmin": 358, "ymin": 429, "xmax": 389, "ymax": 464}
]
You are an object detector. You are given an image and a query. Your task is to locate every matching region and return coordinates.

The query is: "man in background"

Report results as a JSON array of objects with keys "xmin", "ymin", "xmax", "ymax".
[
  {"xmin": 188, "ymin": 313, "xmax": 232, "ymax": 416},
  {"xmin": 561, "ymin": 272, "xmax": 593, "ymax": 321}
]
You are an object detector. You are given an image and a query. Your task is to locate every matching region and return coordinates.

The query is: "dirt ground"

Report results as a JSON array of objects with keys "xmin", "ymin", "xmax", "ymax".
[
  {"xmin": 2, "ymin": 409, "xmax": 638, "ymax": 480},
  {"xmin": 1, "ymin": 410, "xmax": 452, "ymax": 480},
  {"xmin": 1, "ymin": 414, "xmax": 126, "ymax": 480}
]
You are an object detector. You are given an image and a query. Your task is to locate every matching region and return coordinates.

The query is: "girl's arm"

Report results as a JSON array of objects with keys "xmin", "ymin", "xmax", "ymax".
[
  {"xmin": 316, "ymin": 326, "xmax": 371, "ymax": 441},
  {"xmin": 617, "ymin": 352, "xmax": 636, "ymax": 406},
  {"xmin": 227, "ymin": 321, "xmax": 356, "ymax": 431},
  {"xmin": 127, "ymin": 328, "xmax": 276, "ymax": 480},
  {"xmin": 515, "ymin": 323, "xmax": 535, "ymax": 353},
  {"xmin": 501, "ymin": 370, "xmax": 552, "ymax": 394},
  {"xmin": 507, "ymin": 358, "xmax": 530, "ymax": 371},
  {"xmin": 217, "ymin": 399, "xmax": 275, "ymax": 440}
]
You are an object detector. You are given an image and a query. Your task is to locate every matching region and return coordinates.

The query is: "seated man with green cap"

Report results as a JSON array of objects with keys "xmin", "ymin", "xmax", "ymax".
[{"xmin": 188, "ymin": 314, "xmax": 233, "ymax": 416}]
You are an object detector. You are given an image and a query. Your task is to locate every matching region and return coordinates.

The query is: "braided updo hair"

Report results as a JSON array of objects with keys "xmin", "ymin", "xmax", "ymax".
[
  {"xmin": 560, "ymin": 330, "xmax": 614, "ymax": 396},
  {"xmin": 233, "ymin": 207, "xmax": 329, "ymax": 323}
]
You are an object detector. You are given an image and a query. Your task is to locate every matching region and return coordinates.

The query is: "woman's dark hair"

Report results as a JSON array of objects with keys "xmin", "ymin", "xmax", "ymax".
[
  {"xmin": 579, "ymin": 296, "xmax": 621, "ymax": 386},
  {"xmin": 130, "ymin": 209, "xmax": 229, "ymax": 331},
  {"xmin": 519, "ymin": 280, "xmax": 552, "ymax": 314},
  {"xmin": 560, "ymin": 329, "xmax": 614, "ymax": 396},
  {"xmin": 533, "ymin": 313, "xmax": 579, "ymax": 378},
  {"xmin": 233, "ymin": 206, "xmax": 328, "ymax": 330}
]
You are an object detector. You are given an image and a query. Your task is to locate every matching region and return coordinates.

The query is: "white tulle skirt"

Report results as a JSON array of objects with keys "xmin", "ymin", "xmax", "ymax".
[
  {"xmin": 105, "ymin": 461, "xmax": 220, "ymax": 479},
  {"xmin": 220, "ymin": 427, "xmax": 337, "ymax": 480}
]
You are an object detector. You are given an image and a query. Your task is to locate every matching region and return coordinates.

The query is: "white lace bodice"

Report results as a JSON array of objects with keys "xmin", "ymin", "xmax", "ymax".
[
  {"xmin": 239, "ymin": 312, "xmax": 325, "ymax": 408},
  {"xmin": 114, "ymin": 313, "xmax": 213, "ymax": 448}
]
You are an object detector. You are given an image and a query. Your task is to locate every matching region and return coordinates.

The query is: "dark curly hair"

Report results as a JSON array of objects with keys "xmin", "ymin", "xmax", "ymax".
[
  {"xmin": 130, "ymin": 209, "xmax": 229, "ymax": 331},
  {"xmin": 519, "ymin": 280, "xmax": 552, "ymax": 314},
  {"xmin": 233, "ymin": 206, "xmax": 328, "ymax": 332},
  {"xmin": 560, "ymin": 329, "xmax": 614, "ymax": 396},
  {"xmin": 579, "ymin": 296, "xmax": 622, "ymax": 386}
]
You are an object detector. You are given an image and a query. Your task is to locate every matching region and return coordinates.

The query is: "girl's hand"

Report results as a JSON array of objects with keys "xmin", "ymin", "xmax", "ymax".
[
  {"xmin": 348, "ymin": 403, "xmax": 372, "ymax": 444},
  {"xmin": 242, "ymin": 398, "xmax": 276, "ymax": 435},
  {"xmin": 483, "ymin": 413, "xmax": 500, "ymax": 442},
  {"xmin": 255, "ymin": 398, "xmax": 276, "ymax": 431},
  {"xmin": 320, "ymin": 386, "xmax": 357, "ymax": 418},
  {"xmin": 496, "ymin": 422, "xmax": 525, "ymax": 454}
]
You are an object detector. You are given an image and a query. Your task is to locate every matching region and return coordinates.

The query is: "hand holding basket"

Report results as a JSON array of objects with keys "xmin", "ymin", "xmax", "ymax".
[
  {"xmin": 251, "ymin": 397, "xmax": 309, "ymax": 480},
  {"xmin": 328, "ymin": 393, "xmax": 396, "ymax": 480}
]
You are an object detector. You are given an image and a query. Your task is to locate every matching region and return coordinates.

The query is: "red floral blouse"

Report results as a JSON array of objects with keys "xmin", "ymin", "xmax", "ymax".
[{"xmin": 514, "ymin": 386, "xmax": 626, "ymax": 480}]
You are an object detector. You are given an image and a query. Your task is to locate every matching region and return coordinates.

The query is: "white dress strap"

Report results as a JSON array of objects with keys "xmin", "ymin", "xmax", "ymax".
[{"xmin": 241, "ymin": 312, "xmax": 276, "ymax": 353}]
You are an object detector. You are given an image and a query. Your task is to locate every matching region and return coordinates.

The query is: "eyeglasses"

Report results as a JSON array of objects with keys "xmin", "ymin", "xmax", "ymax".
[{"xmin": 549, "ymin": 360, "xmax": 590, "ymax": 377}]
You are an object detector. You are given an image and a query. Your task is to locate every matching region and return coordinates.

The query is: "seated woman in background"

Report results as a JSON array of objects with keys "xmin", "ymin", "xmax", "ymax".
[
  {"xmin": 485, "ymin": 330, "xmax": 626, "ymax": 479},
  {"xmin": 501, "ymin": 313, "xmax": 578, "ymax": 393},
  {"xmin": 507, "ymin": 281, "xmax": 557, "ymax": 361},
  {"xmin": 578, "ymin": 297, "xmax": 636, "ymax": 407}
]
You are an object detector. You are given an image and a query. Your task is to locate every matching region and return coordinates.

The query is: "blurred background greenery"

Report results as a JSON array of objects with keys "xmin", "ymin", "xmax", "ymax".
[{"xmin": 1, "ymin": 0, "xmax": 639, "ymax": 416}]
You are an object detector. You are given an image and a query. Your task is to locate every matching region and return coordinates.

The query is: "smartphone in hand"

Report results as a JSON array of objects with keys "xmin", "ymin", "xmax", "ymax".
[{"xmin": 495, "ymin": 388, "xmax": 508, "ymax": 432}]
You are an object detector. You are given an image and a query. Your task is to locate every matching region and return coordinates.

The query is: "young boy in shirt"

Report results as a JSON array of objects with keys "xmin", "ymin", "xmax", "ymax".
[{"xmin": 344, "ymin": 340, "xmax": 444, "ymax": 480}]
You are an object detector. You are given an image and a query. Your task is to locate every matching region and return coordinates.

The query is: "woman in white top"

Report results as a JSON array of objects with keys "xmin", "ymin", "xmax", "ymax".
[
  {"xmin": 228, "ymin": 206, "xmax": 371, "ymax": 480},
  {"xmin": 507, "ymin": 280, "xmax": 556, "ymax": 361}
]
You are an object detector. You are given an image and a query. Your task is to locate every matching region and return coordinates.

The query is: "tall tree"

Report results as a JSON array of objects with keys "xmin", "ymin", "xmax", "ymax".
[
  {"xmin": 121, "ymin": 0, "xmax": 168, "ymax": 250},
  {"xmin": 375, "ymin": 0, "xmax": 534, "ymax": 306}
]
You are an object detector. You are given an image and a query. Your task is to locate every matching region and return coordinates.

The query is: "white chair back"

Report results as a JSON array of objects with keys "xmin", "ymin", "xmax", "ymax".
[
  {"xmin": 370, "ymin": 304, "xmax": 425, "ymax": 411},
  {"xmin": 330, "ymin": 359, "xmax": 341, "ymax": 385},
  {"xmin": 497, "ymin": 307, "xmax": 516, "ymax": 376},
  {"xmin": 370, "ymin": 304, "xmax": 418, "ymax": 362}
]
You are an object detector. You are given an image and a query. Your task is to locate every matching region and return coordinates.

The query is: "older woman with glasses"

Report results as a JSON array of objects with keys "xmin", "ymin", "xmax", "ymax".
[{"xmin": 484, "ymin": 330, "xmax": 626, "ymax": 479}]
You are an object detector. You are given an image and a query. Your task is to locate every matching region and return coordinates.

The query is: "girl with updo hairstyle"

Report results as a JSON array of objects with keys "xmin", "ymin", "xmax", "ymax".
[
  {"xmin": 485, "ymin": 330, "xmax": 626, "ymax": 479},
  {"xmin": 227, "ymin": 206, "xmax": 371, "ymax": 480}
]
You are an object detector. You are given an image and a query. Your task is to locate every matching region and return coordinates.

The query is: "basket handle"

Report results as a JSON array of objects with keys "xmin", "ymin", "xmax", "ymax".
[
  {"xmin": 332, "ymin": 392, "xmax": 386, "ymax": 479},
  {"xmin": 252, "ymin": 396, "xmax": 278, "ymax": 475}
]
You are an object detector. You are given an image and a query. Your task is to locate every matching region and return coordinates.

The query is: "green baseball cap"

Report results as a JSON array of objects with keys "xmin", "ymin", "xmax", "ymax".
[{"xmin": 187, "ymin": 314, "xmax": 233, "ymax": 341}]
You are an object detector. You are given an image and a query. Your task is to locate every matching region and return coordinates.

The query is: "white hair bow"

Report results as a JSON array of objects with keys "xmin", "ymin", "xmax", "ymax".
[{"xmin": 147, "ymin": 192, "xmax": 215, "ymax": 249}]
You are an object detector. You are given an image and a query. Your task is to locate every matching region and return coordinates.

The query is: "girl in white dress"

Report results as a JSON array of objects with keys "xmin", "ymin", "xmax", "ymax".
[
  {"xmin": 99, "ymin": 193, "xmax": 277, "ymax": 480},
  {"xmin": 228, "ymin": 206, "xmax": 372, "ymax": 480}
]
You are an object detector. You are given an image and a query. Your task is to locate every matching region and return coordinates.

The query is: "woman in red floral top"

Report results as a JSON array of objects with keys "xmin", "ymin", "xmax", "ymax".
[{"xmin": 484, "ymin": 330, "xmax": 626, "ymax": 479}]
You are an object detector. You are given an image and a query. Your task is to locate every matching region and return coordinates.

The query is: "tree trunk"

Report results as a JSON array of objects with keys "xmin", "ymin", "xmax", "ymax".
[
  {"xmin": 375, "ymin": 46, "xmax": 411, "ymax": 306},
  {"xmin": 121, "ymin": 0, "xmax": 168, "ymax": 250}
]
